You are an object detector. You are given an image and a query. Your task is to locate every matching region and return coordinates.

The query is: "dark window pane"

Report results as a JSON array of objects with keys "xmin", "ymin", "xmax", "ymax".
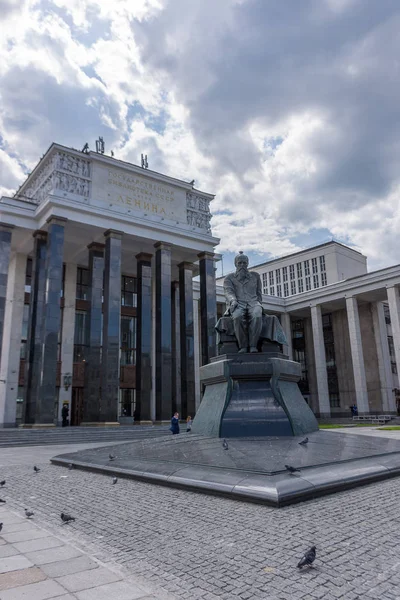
[
  {"xmin": 120, "ymin": 315, "xmax": 137, "ymax": 365},
  {"xmin": 119, "ymin": 389, "xmax": 136, "ymax": 417}
]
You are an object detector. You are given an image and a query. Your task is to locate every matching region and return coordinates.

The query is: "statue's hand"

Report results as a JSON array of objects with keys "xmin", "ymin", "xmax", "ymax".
[{"xmin": 230, "ymin": 300, "xmax": 238, "ymax": 312}]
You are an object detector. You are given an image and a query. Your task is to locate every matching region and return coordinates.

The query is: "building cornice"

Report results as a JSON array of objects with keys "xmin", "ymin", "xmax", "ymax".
[
  {"xmin": 285, "ymin": 265, "xmax": 400, "ymax": 310},
  {"xmin": 16, "ymin": 142, "xmax": 215, "ymax": 200}
]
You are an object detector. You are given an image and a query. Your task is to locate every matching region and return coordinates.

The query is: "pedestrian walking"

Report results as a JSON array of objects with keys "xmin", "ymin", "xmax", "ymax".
[
  {"xmin": 170, "ymin": 412, "xmax": 180, "ymax": 435},
  {"xmin": 186, "ymin": 416, "xmax": 192, "ymax": 433}
]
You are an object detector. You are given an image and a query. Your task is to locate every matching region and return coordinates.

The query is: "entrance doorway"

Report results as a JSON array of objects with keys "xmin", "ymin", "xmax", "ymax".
[{"xmin": 71, "ymin": 388, "xmax": 84, "ymax": 426}]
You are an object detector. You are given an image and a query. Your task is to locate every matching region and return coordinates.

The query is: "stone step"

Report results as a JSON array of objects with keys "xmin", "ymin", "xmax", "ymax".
[{"xmin": 0, "ymin": 426, "xmax": 169, "ymax": 447}]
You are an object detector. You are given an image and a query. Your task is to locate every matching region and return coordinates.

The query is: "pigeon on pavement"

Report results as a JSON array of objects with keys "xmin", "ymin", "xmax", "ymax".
[
  {"xmin": 61, "ymin": 512, "xmax": 75, "ymax": 524},
  {"xmin": 33, "ymin": 466, "xmax": 40, "ymax": 473},
  {"xmin": 285, "ymin": 464, "xmax": 300, "ymax": 474},
  {"xmin": 298, "ymin": 438, "xmax": 309, "ymax": 446},
  {"xmin": 109, "ymin": 453, "xmax": 115, "ymax": 461},
  {"xmin": 297, "ymin": 546, "xmax": 316, "ymax": 568},
  {"xmin": 68, "ymin": 463, "xmax": 73, "ymax": 470},
  {"xmin": 0, "ymin": 480, "xmax": 5, "ymax": 486},
  {"xmin": 112, "ymin": 477, "xmax": 118, "ymax": 485},
  {"xmin": 25, "ymin": 509, "xmax": 34, "ymax": 518},
  {"xmin": 222, "ymin": 439, "xmax": 229, "ymax": 450}
]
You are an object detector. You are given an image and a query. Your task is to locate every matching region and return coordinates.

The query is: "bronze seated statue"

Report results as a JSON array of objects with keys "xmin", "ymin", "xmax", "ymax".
[
  {"xmin": 215, "ymin": 312, "xmax": 287, "ymax": 354},
  {"xmin": 216, "ymin": 251, "xmax": 287, "ymax": 355}
]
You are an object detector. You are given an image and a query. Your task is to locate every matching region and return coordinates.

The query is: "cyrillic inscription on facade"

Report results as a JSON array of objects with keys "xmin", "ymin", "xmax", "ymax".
[{"xmin": 106, "ymin": 168, "xmax": 184, "ymax": 220}]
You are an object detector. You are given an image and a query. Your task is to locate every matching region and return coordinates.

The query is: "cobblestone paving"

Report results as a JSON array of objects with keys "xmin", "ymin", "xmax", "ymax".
[{"xmin": 1, "ymin": 453, "xmax": 400, "ymax": 599}]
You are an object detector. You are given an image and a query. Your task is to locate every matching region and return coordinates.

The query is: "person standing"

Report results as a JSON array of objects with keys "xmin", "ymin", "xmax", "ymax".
[
  {"xmin": 170, "ymin": 412, "xmax": 180, "ymax": 435},
  {"xmin": 186, "ymin": 416, "xmax": 192, "ymax": 433},
  {"xmin": 61, "ymin": 403, "xmax": 69, "ymax": 427}
]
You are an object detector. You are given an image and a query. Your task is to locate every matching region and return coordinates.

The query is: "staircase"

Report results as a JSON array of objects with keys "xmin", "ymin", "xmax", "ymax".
[{"xmin": 0, "ymin": 425, "xmax": 169, "ymax": 448}]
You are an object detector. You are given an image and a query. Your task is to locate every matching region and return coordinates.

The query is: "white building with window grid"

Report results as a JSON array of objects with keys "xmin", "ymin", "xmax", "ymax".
[{"xmin": 255, "ymin": 241, "xmax": 367, "ymax": 298}]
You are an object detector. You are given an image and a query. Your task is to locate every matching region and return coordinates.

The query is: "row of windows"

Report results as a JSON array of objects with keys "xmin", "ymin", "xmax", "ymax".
[
  {"xmin": 25, "ymin": 262, "xmax": 138, "ymax": 308},
  {"xmin": 264, "ymin": 274, "xmax": 322, "ymax": 297},
  {"xmin": 74, "ymin": 311, "xmax": 137, "ymax": 365},
  {"xmin": 76, "ymin": 269, "xmax": 138, "ymax": 307},
  {"xmin": 261, "ymin": 255, "xmax": 327, "ymax": 296}
]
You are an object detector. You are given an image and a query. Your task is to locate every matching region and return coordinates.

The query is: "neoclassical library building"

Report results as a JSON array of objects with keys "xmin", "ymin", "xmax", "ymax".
[{"xmin": 0, "ymin": 142, "xmax": 399, "ymax": 426}]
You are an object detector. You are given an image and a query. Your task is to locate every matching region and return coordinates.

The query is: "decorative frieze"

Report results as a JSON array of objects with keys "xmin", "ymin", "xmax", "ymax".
[
  {"xmin": 55, "ymin": 173, "xmax": 89, "ymax": 197},
  {"xmin": 56, "ymin": 152, "xmax": 91, "ymax": 178},
  {"xmin": 20, "ymin": 151, "xmax": 91, "ymax": 204},
  {"xmin": 186, "ymin": 192, "xmax": 212, "ymax": 233}
]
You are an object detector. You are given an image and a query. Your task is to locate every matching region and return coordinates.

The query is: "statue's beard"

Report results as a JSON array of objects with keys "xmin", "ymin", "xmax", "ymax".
[{"xmin": 236, "ymin": 267, "xmax": 248, "ymax": 281}]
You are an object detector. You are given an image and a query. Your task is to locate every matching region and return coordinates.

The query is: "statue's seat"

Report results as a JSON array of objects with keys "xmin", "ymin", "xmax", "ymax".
[{"xmin": 215, "ymin": 313, "xmax": 287, "ymax": 355}]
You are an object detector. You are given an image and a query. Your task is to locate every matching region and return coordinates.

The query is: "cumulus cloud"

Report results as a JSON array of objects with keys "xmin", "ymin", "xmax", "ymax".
[{"xmin": 1, "ymin": 0, "xmax": 400, "ymax": 268}]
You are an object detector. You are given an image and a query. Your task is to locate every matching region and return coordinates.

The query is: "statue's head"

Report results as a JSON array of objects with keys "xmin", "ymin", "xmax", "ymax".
[{"xmin": 234, "ymin": 251, "xmax": 249, "ymax": 271}]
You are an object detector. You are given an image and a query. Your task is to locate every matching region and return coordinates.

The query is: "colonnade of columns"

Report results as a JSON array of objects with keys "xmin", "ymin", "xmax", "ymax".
[
  {"xmin": 0, "ymin": 221, "xmax": 217, "ymax": 426},
  {"xmin": 309, "ymin": 291, "xmax": 400, "ymax": 417}
]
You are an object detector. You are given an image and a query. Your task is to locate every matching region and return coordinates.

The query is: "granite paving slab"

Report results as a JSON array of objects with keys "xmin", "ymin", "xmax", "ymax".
[
  {"xmin": 55, "ymin": 566, "xmax": 121, "ymax": 592},
  {"xmin": 40, "ymin": 556, "xmax": 98, "ymax": 578},
  {"xmin": 0, "ymin": 544, "xmax": 20, "ymax": 559},
  {"xmin": 13, "ymin": 536, "xmax": 64, "ymax": 553},
  {"xmin": 75, "ymin": 580, "xmax": 154, "ymax": 600},
  {"xmin": 0, "ymin": 578, "xmax": 69, "ymax": 600},
  {"xmin": 0, "ymin": 556, "xmax": 33, "ymax": 574},
  {"xmin": 26, "ymin": 545, "xmax": 83, "ymax": 566},
  {"xmin": 51, "ymin": 430, "xmax": 400, "ymax": 506},
  {"xmin": 0, "ymin": 567, "xmax": 47, "ymax": 591}
]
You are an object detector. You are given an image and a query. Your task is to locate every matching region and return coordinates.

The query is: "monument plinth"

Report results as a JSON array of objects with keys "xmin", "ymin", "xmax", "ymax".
[{"xmin": 192, "ymin": 353, "xmax": 319, "ymax": 438}]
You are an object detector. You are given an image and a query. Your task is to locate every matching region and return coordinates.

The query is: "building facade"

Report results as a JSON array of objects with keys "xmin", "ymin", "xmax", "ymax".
[
  {"xmin": 0, "ymin": 143, "xmax": 218, "ymax": 426},
  {"xmin": 217, "ymin": 242, "xmax": 400, "ymax": 418},
  {"xmin": 1, "ymin": 143, "xmax": 400, "ymax": 427}
]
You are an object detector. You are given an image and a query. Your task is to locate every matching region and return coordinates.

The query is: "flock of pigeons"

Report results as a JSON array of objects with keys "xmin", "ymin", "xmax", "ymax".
[
  {"xmin": 221, "ymin": 436, "xmax": 317, "ymax": 568},
  {"xmin": 0, "ymin": 460, "xmax": 119, "ymax": 532},
  {"xmin": 222, "ymin": 436, "xmax": 309, "ymax": 475},
  {"xmin": 0, "ymin": 446, "xmax": 317, "ymax": 570}
]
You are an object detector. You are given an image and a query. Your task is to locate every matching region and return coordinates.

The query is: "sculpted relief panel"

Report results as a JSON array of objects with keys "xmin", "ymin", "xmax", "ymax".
[
  {"xmin": 20, "ymin": 151, "xmax": 91, "ymax": 204},
  {"xmin": 56, "ymin": 153, "xmax": 91, "ymax": 178},
  {"xmin": 186, "ymin": 192, "xmax": 212, "ymax": 233}
]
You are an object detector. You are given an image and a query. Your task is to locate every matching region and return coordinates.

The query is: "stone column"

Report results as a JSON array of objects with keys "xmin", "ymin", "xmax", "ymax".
[
  {"xmin": 198, "ymin": 252, "xmax": 217, "ymax": 366},
  {"xmin": 100, "ymin": 230, "xmax": 123, "ymax": 424},
  {"xmin": 0, "ymin": 253, "xmax": 26, "ymax": 427},
  {"xmin": 372, "ymin": 302, "xmax": 396, "ymax": 413},
  {"xmin": 58, "ymin": 263, "xmax": 77, "ymax": 424},
  {"xmin": 0, "ymin": 224, "xmax": 14, "ymax": 372},
  {"xmin": 151, "ymin": 273, "xmax": 156, "ymax": 422},
  {"xmin": 24, "ymin": 231, "xmax": 48, "ymax": 424},
  {"xmin": 154, "ymin": 242, "xmax": 172, "ymax": 421},
  {"xmin": 82, "ymin": 243, "xmax": 105, "ymax": 424},
  {"xmin": 136, "ymin": 252, "xmax": 153, "ymax": 423},
  {"xmin": 193, "ymin": 298, "xmax": 201, "ymax": 411},
  {"xmin": 310, "ymin": 305, "xmax": 331, "ymax": 418},
  {"xmin": 281, "ymin": 312, "xmax": 293, "ymax": 360},
  {"xmin": 171, "ymin": 280, "xmax": 181, "ymax": 417},
  {"xmin": 36, "ymin": 217, "xmax": 66, "ymax": 425},
  {"xmin": 346, "ymin": 296, "xmax": 369, "ymax": 414},
  {"xmin": 387, "ymin": 286, "xmax": 400, "ymax": 386},
  {"xmin": 179, "ymin": 262, "xmax": 195, "ymax": 419}
]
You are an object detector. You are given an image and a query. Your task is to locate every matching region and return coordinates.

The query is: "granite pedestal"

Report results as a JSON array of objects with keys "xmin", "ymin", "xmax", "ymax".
[{"xmin": 192, "ymin": 352, "xmax": 319, "ymax": 438}]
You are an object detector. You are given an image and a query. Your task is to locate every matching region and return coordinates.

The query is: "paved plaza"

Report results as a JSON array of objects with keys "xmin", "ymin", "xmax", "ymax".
[{"xmin": 1, "ymin": 429, "xmax": 400, "ymax": 599}]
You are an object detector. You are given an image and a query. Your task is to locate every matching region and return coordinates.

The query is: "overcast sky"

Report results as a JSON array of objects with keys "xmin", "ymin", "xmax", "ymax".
[{"xmin": 1, "ymin": 0, "xmax": 400, "ymax": 275}]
